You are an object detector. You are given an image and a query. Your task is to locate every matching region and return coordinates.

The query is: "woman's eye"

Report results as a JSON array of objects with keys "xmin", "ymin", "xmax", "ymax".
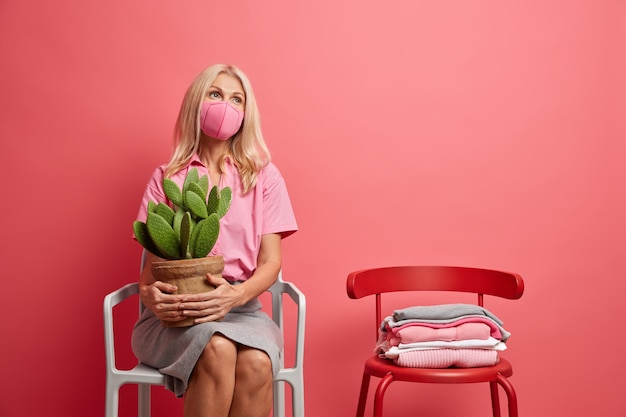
[
  {"xmin": 232, "ymin": 97, "xmax": 242, "ymax": 104},
  {"xmin": 209, "ymin": 91, "xmax": 220, "ymax": 99}
]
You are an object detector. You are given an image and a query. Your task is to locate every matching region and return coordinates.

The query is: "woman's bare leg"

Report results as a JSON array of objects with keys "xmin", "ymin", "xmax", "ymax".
[
  {"xmin": 184, "ymin": 335, "xmax": 238, "ymax": 417},
  {"xmin": 228, "ymin": 347, "xmax": 273, "ymax": 417}
]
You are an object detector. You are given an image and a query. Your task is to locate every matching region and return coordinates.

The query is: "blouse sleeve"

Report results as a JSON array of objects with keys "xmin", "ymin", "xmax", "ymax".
[
  {"xmin": 261, "ymin": 163, "xmax": 298, "ymax": 239},
  {"xmin": 135, "ymin": 165, "xmax": 167, "ymax": 223}
]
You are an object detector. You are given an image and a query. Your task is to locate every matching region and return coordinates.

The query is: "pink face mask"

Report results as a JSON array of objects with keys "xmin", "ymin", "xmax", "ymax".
[{"xmin": 200, "ymin": 101, "xmax": 244, "ymax": 140}]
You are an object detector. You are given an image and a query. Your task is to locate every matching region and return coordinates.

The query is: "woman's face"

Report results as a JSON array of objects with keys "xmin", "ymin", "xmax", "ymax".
[{"xmin": 205, "ymin": 73, "xmax": 246, "ymax": 111}]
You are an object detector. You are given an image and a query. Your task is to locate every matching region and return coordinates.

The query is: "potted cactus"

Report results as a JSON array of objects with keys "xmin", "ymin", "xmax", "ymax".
[{"xmin": 133, "ymin": 167, "xmax": 232, "ymax": 327}]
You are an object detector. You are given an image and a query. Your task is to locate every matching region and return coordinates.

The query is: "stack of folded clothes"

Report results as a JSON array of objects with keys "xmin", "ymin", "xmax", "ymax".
[{"xmin": 375, "ymin": 304, "xmax": 510, "ymax": 368}]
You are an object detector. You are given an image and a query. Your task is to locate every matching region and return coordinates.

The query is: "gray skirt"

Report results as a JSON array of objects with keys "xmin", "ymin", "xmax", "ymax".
[{"xmin": 131, "ymin": 297, "xmax": 283, "ymax": 397}]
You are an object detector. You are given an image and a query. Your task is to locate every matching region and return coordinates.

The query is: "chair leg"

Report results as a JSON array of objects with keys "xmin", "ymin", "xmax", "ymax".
[
  {"xmin": 105, "ymin": 382, "xmax": 119, "ymax": 417},
  {"xmin": 356, "ymin": 372, "xmax": 371, "ymax": 417},
  {"xmin": 373, "ymin": 373, "xmax": 394, "ymax": 417},
  {"xmin": 273, "ymin": 380, "xmax": 286, "ymax": 417},
  {"xmin": 138, "ymin": 383, "xmax": 151, "ymax": 417},
  {"xmin": 291, "ymin": 380, "xmax": 305, "ymax": 417},
  {"xmin": 496, "ymin": 374, "xmax": 518, "ymax": 417},
  {"xmin": 490, "ymin": 381, "xmax": 501, "ymax": 417}
]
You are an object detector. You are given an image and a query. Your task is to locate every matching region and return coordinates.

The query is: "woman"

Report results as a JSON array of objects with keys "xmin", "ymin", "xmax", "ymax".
[{"xmin": 132, "ymin": 64, "xmax": 298, "ymax": 417}]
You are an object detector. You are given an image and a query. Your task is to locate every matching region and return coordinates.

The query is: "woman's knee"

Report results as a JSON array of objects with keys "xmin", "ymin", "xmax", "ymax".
[
  {"xmin": 196, "ymin": 335, "xmax": 237, "ymax": 373},
  {"xmin": 236, "ymin": 348, "xmax": 272, "ymax": 383}
]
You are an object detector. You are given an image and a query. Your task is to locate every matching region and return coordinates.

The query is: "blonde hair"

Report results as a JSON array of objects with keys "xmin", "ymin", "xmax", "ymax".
[{"xmin": 165, "ymin": 64, "xmax": 270, "ymax": 194}]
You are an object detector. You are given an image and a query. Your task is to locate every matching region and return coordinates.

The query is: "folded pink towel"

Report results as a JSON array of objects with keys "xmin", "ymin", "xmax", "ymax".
[
  {"xmin": 391, "ymin": 349, "xmax": 499, "ymax": 368},
  {"xmin": 393, "ymin": 322, "xmax": 491, "ymax": 344},
  {"xmin": 389, "ymin": 316, "xmax": 504, "ymax": 340}
]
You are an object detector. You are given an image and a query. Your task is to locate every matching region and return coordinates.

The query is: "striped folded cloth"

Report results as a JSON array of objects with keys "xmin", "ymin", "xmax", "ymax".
[{"xmin": 391, "ymin": 348, "xmax": 499, "ymax": 368}]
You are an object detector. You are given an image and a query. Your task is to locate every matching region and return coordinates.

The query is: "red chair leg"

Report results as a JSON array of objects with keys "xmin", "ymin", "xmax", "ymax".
[
  {"xmin": 490, "ymin": 381, "xmax": 501, "ymax": 417},
  {"xmin": 356, "ymin": 372, "xmax": 371, "ymax": 417},
  {"xmin": 373, "ymin": 373, "xmax": 394, "ymax": 417},
  {"xmin": 496, "ymin": 374, "xmax": 518, "ymax": 417}
]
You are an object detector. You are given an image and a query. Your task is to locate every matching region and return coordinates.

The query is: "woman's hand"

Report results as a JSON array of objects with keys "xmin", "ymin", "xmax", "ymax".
[
  {"xmin": 177, "ymin": 273, "xmax": 244, "ymax": 324},
  {"xmin": 140, "ymin": 280, "xmax": 187, "ymax": 323},
  {"xmin": 138, "ymin": 251, "xmax": 189, "ymax": 323}
]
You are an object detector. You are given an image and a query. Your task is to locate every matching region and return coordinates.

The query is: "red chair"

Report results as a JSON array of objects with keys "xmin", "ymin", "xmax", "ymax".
[{"xmin": 346, "ymin": 266, "xmax": 524, "ymax": 417}]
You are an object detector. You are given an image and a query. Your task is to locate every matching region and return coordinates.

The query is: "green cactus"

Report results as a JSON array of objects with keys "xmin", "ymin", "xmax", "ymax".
[{"xmin": 132, "ymin": 168, "xmax": 232, "ymax": 260}]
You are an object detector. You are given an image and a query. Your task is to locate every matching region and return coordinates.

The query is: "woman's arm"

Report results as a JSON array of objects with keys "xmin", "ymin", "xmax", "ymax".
[{"xmin": 232, "ymin": 232, "xmax": 282, "ymax": 303}]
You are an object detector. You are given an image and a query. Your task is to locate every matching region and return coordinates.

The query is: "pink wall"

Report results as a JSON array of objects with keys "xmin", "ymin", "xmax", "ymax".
[{"xmin": 1, "ymin": 1, "xmax": 624, "ymax": 416}]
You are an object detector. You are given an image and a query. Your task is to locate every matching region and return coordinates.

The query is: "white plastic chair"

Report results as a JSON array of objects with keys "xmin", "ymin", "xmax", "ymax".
[{"xmin": 104, "ymin": 267, "xmax": 306, "ymax": 417}]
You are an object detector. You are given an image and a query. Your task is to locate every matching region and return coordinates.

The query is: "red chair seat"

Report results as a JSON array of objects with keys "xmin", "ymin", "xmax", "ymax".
[{"xmin": 364, "ymin": 354, "xmax": 513, "ymax": 384}]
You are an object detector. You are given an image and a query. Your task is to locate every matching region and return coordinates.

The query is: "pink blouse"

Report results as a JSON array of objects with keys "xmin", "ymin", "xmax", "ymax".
[{"xmin": 136, "ymin": 155, "xmax": 298, "ymax": 281}]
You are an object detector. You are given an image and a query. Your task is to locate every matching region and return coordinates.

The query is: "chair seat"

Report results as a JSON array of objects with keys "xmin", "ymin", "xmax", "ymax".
[
  {"xmin": 129, "ymin": 363, "xmax": 167, "ymax": 384},
  {"xmin": 364, "ymin": 354, "xmax": 513, "ymax": 384}
]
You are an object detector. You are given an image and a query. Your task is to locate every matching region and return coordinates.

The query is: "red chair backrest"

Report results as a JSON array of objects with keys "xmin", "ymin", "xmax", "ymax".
[
  {"xmin": 347, "ymin": 266, "xmax": 524, "ymax": 300},
  {"xmin": 346, "ymin": 266, "xmax": 524, "ymax": 340}
]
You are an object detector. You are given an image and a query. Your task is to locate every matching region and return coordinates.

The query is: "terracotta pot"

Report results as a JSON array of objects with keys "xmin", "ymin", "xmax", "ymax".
[{"xmin": 151, "ymin": 256, "xmax": 225, "ymax": 327}]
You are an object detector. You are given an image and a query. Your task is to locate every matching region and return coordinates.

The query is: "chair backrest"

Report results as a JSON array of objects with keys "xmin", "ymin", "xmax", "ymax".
[{"xmin": 347, "ymin": 266, "xmax": 524, "ymax": 340}]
